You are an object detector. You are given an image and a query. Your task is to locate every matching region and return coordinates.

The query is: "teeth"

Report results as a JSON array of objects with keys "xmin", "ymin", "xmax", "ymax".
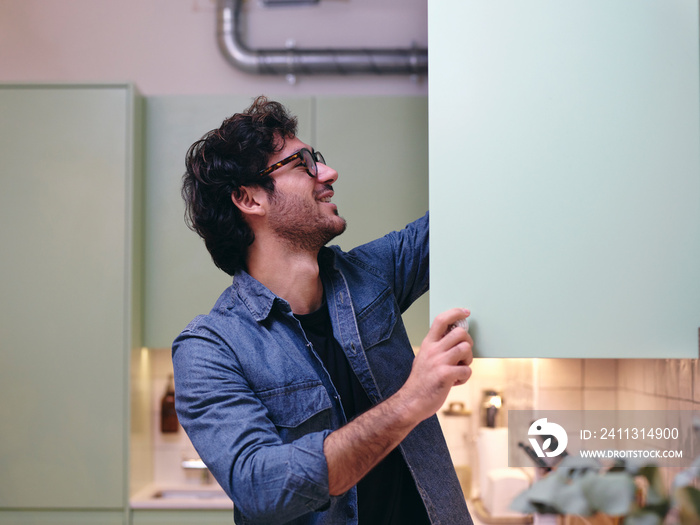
[{"xmin": 319, "ymin": 196, "xmax": 331, "ymax": 202}]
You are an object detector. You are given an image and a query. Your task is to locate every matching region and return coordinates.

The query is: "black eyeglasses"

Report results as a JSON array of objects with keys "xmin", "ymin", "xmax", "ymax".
[{"xmin": 258, "ymin": 148, "xmax": 326, "ymax": 178}]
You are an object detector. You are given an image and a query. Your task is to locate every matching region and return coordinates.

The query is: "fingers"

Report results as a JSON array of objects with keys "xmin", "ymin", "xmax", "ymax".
[
  {"xmin": 424, "ymin": 310, "xmax": 474, "ymax": 380},
  {"xmin": 403, "ymin": 308, "xmax": 475, "ymax": 421},
  {"xmin": 442, "ymin": 324, "xmax": 474, "ymax": 351},
  {"xmin": 450, "ymin": 340, "xmax": 473, "ymax": 366},
  {"xmin": 441, "ymin": 310, "xmax": 473, "ymax": 384},
  {"xmin": 426, "ymin": 307, "xmax": 470, "ymax": 343},
  {"xmin": 452, "ymin": 365, "xmax": 473, "ymax": 386},
  {"xmin": 447, "ymin": 340, "xmax": 473, "ymax": 386},
  {"xmin": 421, "ymin": 307, "xmax": 474, "ymax": 364}
]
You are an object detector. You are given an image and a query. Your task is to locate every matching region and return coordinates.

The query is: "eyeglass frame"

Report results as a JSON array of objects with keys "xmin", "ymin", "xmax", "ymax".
[{"xmin": 258, "ymin": 148, "xmax": 326, "ymax": 178}]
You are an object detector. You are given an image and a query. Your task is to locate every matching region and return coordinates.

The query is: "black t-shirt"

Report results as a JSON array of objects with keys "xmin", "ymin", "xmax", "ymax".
[{"xmin": 296, "ymin": 301, "xmax": 431, "ymax": 525}]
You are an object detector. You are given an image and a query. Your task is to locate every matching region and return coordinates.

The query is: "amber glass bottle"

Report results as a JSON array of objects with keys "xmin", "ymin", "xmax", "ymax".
[{"xmin": 161, "ymin": 374, "xmax": 179, "ymax": 433}]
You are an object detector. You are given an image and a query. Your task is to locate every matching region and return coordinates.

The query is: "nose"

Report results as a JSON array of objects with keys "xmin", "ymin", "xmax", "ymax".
[{"xmin": 316, "ymin": 161, "xmax": 338, "ymax": 185}]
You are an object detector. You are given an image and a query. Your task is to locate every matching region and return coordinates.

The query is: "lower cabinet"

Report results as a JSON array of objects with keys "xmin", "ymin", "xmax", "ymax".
[
  {"xmin": 0, "ymin": 511, "xmax": 124, "ymax": 525},
  {"xmin": 0, "ymin": 510, "xmax": 233, "ymax": 525},
  {"xmin": 131, "ymin": 510, "xmax": 234, "ymax": 525}
]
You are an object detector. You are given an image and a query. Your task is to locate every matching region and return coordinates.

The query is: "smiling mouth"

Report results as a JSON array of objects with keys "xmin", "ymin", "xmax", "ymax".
[
  {"xmin": 316, "ymin": 184, "xmax": 335, "ymax": 204},
  {"xmin": 316, "ymin": 185, "xmax": 334, "ymax": 203}
]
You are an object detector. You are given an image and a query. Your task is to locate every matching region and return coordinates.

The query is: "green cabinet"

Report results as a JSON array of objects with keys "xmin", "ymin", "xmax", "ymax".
[
  {"xmin": 0, "ymin": 511, "xmax": 124, "ymax": 525},
  {"xmin": 0, "ymin": 85, "xmax": 141, "ymax": 516},
  {"xmin": 143, "ymin": 95, "xmax": 429, "ymax": 348},
  {"xmin": 428, "ymin": 0, "xmax": 700, "ymax": 357},
  {"xmin": 131, "ymin": 509, "xmax": 233, "ymax": 525}
]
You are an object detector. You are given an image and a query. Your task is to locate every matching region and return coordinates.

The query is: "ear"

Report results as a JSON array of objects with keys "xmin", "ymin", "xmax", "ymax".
[{"xmin": 231, "ymin": 186, "xmax": 268, "ymax": 217}]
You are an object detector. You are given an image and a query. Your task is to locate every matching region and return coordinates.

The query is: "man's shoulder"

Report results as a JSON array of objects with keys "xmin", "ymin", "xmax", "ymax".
[
  {"xmin": 331, "ymin": 212, "xmax": 429, "ymax": 269},
  {"xmin": 352, "ymin": 211, "xmax": 429, "ymax": 253},
  {"xmin": 174, "ymin": 283, "xmax": 243, "ymax": 339}
]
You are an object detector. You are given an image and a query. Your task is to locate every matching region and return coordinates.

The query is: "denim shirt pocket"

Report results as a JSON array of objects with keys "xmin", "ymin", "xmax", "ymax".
[
  {"xmin": 257, "ymin": 381, "xmax": 333, "ymax": 443},
  {"xmin": 355, "ymin": 288, "xmax": 398, "ymax": 350}
]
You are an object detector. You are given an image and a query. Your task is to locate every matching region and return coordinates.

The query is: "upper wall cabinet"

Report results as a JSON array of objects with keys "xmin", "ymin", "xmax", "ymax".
[
  {"xmin": 428, "ymin": 1, "xmax": 700, "ymax": 358},
  {"xmin": 0, "ymin": 85, "xmax": 141, "ymax": 509}
]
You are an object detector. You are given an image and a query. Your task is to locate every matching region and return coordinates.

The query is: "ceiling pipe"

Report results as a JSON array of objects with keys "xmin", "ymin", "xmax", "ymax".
[{"xmin": 216, "ymin": 0, "xmax": 428, "ymax": 76}]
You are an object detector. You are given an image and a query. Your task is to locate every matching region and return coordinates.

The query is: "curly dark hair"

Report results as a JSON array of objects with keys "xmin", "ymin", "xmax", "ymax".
[{"xmin": 182, "ymin": 96, "xmax": 298, "ymax": 275}]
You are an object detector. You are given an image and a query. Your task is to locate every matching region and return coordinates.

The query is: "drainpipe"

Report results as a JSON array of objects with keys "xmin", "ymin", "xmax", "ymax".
[{"xmin": 216, "ymin": 0, "xmax": 428, "ymax": 76}]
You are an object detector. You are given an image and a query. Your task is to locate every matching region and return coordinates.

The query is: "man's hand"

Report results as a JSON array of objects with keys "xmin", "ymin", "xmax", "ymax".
[
  {"xmin": 323, "ymin": 307, "xmax": 473, "ymax": 495},
  {"xmin": 398, "ymin": 308, "xmax": 474, "ymax": 422}
]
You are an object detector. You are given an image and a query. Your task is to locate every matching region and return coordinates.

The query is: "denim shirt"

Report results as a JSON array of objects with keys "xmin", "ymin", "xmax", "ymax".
[{"xmin": 172, "ymin": 213, "xmax": 472, "ymax": 525}]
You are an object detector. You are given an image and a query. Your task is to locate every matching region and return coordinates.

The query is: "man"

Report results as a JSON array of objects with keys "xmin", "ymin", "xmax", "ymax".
[{"xmin": 173, "ymin": 96, "xmax": 474, "ymax": 525}]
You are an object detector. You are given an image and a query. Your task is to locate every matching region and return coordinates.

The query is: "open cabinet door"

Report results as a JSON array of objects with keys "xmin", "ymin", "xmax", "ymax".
[{"xmin": 429, "ymin": 1, "xmax": 700, "ymax": 358}]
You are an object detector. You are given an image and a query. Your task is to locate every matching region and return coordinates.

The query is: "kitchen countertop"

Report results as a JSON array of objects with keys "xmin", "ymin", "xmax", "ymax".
[{"xmin": 131, "ymin": 483, "xmax": 233, "ymax": 509}]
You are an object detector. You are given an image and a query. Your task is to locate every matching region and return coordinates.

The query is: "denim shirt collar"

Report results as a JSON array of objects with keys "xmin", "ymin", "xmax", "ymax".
[
  {"xmin": 231, "ymin": 247, "xmax": 337, "ymax": 322},
  {"xmin": 231, "ymin": 269, "xmax": 283, "ymax": 322}
]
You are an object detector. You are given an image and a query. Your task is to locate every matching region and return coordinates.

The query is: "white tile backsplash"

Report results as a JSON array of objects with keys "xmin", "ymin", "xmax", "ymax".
[
  {"xmin": 622, "ymin": 359, "xmax": 640, "ymax": 392},
  {"xmin": 666, "ymin": 360, "xmax": 681, "ymax": 399},
  {"xmin": 536, "ymin": 388, "xmax": 583, "ymax": 410},
  {"xmin": 616, "ymin": 390, "xmax": 636, "ymax": 410},
  {"xmin": 583, "ymin": 359, "xmax": 617, "ymax": 389},
  {"xmin": 654, "ymin": 360, "xmax": 671, "ymax": 397},
  {"xmin": 535, "ymin": 359, "xmax": 582, "ymax": 389},
  {"xmin": 679, "ymin": 360, "xmax": 693, "ymax": 401},
  {"xmin": 693, "ymin": 359, "xmax": 700, "ymax": 403},
  {"xmin": 583, "ymin": 390, "xmax": 615, "ymax": 410},
  {"xmin": 643, "ymin": 359, "xmax": 657, "ymax": 395}
]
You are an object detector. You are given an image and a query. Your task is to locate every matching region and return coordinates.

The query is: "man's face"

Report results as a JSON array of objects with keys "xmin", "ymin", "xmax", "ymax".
[{"xmin": 265, "ymin": 136, "xmax": 347, "ymax": 252}]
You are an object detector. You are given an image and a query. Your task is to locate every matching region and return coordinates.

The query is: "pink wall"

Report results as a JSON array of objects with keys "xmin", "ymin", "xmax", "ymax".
[{"xmin": 0, "ymin": 0, "xmax": 428, "ymax": 96}]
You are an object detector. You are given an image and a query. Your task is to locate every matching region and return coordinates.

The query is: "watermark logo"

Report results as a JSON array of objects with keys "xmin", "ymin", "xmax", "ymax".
[
  {"xmin": 528, "ymin": 418, "xmax": 568, "ymax": 457},
  {"xmin": 510, "ymin": 410, "xmax": 696, "ymax": 468}
]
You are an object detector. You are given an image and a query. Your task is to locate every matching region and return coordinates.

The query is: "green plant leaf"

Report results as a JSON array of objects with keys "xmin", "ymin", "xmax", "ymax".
[
  {"xmin": 553, "ymin": 480, "xmax": 594, "ymax": 515},
  {"xmin": 676, "ymin": 486, "xmax": 700, "ymax": 524},
  {"xmin": 538, "ymin": 470, "xmax": 604, "ymax": 516},
  {"xmin": 510, "ymin": 470, "xmax": 579, "ymax": 515},
  {"xmin": 624, "ymin": 458, "xmax": 659, "ymax": 476},
  {"xmin": 583, "ymin": 472, "xmax": 635, "ymax": 516},
  {"xmin": 624, "ymin": 511, "xmax": 663, "ymax": 525},
  {"xmin": 557, "ymin": 455, "xmax": 601, "ymax": 475},
  {"xmin": 639, "ymin": 465, "xmax": 667, "ymax": 502},
  {"xmin": 673, "ymin": 456, "xmax": 700, "ymax": 491},
  {"xmin": 510, "ymin": 487, "xmax": 540, "ymax": 514},
  {"xmin": 510, "ymin": 487, "xmax": 560, "ymax": 515}
]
